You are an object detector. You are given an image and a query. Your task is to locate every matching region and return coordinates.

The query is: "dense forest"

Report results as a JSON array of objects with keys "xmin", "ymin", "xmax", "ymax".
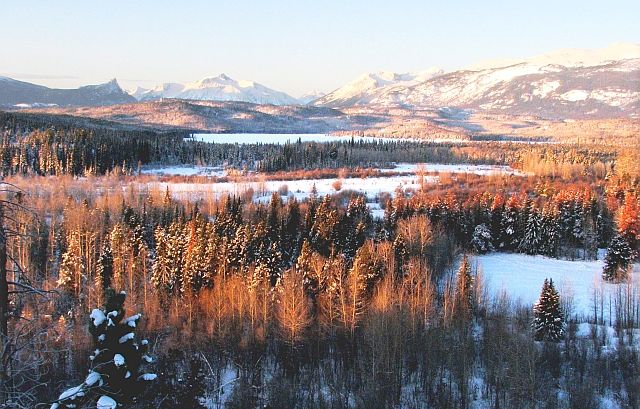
[
  {"xmin": 2, "ymin": 111, "xmax": 633, "ymax": 179},
  {"xmin": 0, "ymin": 113, "xmax": 638, "ymax": 408}
]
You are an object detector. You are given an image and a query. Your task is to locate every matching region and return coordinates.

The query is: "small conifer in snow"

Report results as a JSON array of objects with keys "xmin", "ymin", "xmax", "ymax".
[
  {"xmin": 602, "ymin": 233, "xmax": 634, "ymax": 282},
  {"xmin": 52, "ymin": 289, "xmax": 154, "ymax": 408},
  {"xmin": 533, "ymin": 278, "xmax": 564, "ymax": 342}
]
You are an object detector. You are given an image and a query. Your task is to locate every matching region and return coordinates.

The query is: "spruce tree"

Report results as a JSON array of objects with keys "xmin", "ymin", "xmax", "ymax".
[
  {"xmin": 95, "ymin": 239, "xmax": 114, "ymax": 305},
  {"xmin": 471, "ymin": 223, "xmax": 494, "ymax": 254},
  {"xmin": 501, "ymin": 196, "xmax": 520, "ymax": 250},
  {"xmin": 57, "ymin": 230, "xmax": 85, "ymax": 299},
  {"xmin": 602, "ymin": 234, "xmax": 634, "ymax": 282},
  {"xmin": 520, "ymin": 206, "xmax": 543, "ymax": 255},
  {"xmin": 533, "ymin": 278, "xmax": 564, "ymax": 342},
  {"xmin": 52, "ymin": 290, "xmax": 155, "ymax": 408},
  {"xmin": 393, "ymin": 234, "xmax": 409, "ymax": 279},
  {"xmin": 453, "ymin": 255, "xmax": 474, "ymax": 320}
]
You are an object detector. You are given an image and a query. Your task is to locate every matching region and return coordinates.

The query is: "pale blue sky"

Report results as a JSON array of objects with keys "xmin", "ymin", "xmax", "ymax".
[{"xmin": 1, "ymin": 0, "xmax": 638, "ymax": 96}]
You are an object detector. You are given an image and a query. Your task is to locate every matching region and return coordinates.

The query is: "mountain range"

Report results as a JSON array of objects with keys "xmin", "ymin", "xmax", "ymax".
[
  {"xmin": 0, "ymin": 43, "xmax": 638, "ymax": 118},
  {"xmin": 314, "ymin": 43, "xmax": 640, "ymax": 118},
  {"xmin": 130, "ymin": 74, "xmax": 299, "ymax": 105},
  {"xmin": 0, "ymin": 77, "xmax": 135, "ymax": 107}
]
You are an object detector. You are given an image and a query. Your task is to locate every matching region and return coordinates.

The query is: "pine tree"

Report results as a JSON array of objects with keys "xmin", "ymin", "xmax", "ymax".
[
  {"xmin": 471, "ymin": 223, "xmax": 494, "ymax": 254},
  {"xmin": 501, "ymin": 196, "xmax": 520, "ymax": 250},
  {"xmin": 453, "ymin": 255, "xmax": 474, "ymax": 321},
  {"xmin": 393, "ymin": 234, "xmax": 409, "ymax": 280},
  {"xmin": 95, "ymin": 239, "xmax": 114, "ymax": 305},
  {"xmin": 533, "ymin": 279, "xmax": 564, "ymax": 342},
  {"xmin": 602, "ymin": 234, "xmax": 634, "ymax": 282},
  {"xmin": 52, "ymin": 290, "xmax": 155, "ymax": 408},
  {"xmin": 296, "ymin": 239, "xmax": 319, "ymax": 296},
  {"xmin": 57, "ymin": 230, "xmax": 85, "ymax": 299},
  {"xmin": 350, "ymin": 242, "xmax": 384, "ymax": 292},
  {"xmin": 540, "ymin": 205, "xmax": 559, "ymax": 257},
  {"xmin": 520, "ymin": 205, "xmax": 543, "ymax": 255},
  {"xmin": 182, "ymin": 218, "xmax": 209, "ymax": 294}
]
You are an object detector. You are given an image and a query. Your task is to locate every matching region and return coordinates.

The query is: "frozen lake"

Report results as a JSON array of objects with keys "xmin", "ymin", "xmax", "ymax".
[{"xmin": 188, "ymin": 133, "xmax": 397, "ymax": 144}]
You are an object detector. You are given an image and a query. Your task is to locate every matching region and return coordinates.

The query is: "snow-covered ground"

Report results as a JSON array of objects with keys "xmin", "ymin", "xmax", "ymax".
[
  {"xmin": 148, "ymin": 173, "xmax": 432, "ymax": 203},
  {"xmin": 141, "ymin": 165, "xmax": 226, "ymax": 177},
  {"xmin": 188, "ymin": 133, "xmax": 392, "ymax": 144},
  {"xmin": 142, "ymin": 162, "xmax": 523, "ymax": 217},
  {"xmin": 380, "ymin": 162, "xmax": 522, "ymax": 175},
  {"xmin": 476, "ymin": 252, "xmax": 640, "ymax": 322}
]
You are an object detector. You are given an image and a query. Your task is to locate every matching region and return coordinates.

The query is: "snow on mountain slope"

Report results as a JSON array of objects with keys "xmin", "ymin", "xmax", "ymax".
[
  {"xmin": 130, "ymin": 74, "xmax": 299, "ymax": 105},
  {"xmin": 312, "ymin": 68, "xmax": 444, "ymax": 107},
  {"xmin": 298, "ymin": 91, "xmax": 326, "ymax": 104},
  {"xmin": 467, "ymin": 43, "xmax": 640, "ymax": 71},
  {"xmin": 132, "ymin": 83, "xmax": 185, "ymax": 100},
  {"xmin": 313, "ymin": 43, "xmax": 640, "ymax": 118}
]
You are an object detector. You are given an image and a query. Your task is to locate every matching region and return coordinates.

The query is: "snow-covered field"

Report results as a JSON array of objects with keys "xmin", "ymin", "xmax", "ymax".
[
  {"xmin": 148, "ymin": 173, "xmax": 432, "ymax": 203},
  {"xmin": 380, "ymin": 162, "xmax": 522, "ymax": 175},
  {"xmin": 142, "ymin": 162, "xmax": 523, "ymax": 219},
  {"xmin": 188, "ymin": 133, "xmax": 391, "ymax": 144},
  {"xmin": 476, "ymin": 252, "xmax": 640, "ymax": 322},
  {"xmin": 141, "ymin": 165, "xmax": 226, "ymax": 177},
  {"xmin": 141, "ymin": 162, "xmax": 520, "ymax": 178}
]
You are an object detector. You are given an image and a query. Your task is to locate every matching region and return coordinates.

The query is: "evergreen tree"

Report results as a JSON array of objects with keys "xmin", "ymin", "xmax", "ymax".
[
  {"xmin": 95, "ymin": 239, "xmax": 114, "ymax": 305},
  {"xmin": 540, "ymin": 205, "xmax": 559, "ymax": 257},
  {"xmin": 602, "ymin": 233, "xmax": 634, "ymax": 282},
  {"xmin": 453, "ymin": 255, "xmax": 474, "ymax": 321},
  {"xmin": 501, "ymin": 196, "xmax": 520, "ymax": 250},
  {"xmin": 533, "ymin": 279, "xmax": 564, "ymax": 342},
  {"xmin": 52, "ymin": 290, "xmax": 155, "ymax": 408},
  {"xmin": 296, "ymin": 239, "xmax": 319, "ymax": 296},
  {"xmin": 471, "ymin": 223, "xmax": 494, "ymax": 254},
  {"xmin": 393, "ymin": 234, "xmax": 409, "ymax": 279},
  {"xmin": 520, "ymin": 205, "xmax": 543, "ymax": 255},
  {"xmin": 350, "ymin": 242, "xmax": 384, "ymax": 292},
  {"xmin": 181, "ymin": 218, "xmax": 209, "ymax": 294},
  {"xmin": 57, "ymin": 230, "xmax": 85, "ymax": 300}
]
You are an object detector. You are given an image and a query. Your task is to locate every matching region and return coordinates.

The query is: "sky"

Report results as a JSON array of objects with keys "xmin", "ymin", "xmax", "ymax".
[{"xmin": 1, "ymin": 0, "xmax": 638, "ymax": 97}]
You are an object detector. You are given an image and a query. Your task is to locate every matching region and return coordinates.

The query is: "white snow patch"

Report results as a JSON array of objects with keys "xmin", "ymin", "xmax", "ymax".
[
  {"xmin": 84, "ymin": 371, "xmax": 101, "ymax": 386},
  {"xmin": 96, "ymin": 395, "xmax": 117, "ymax": 409},
  {"xmin": 90, "ymin": 309, "xmax": 106, "ymax": 326},
  {"xmin": 139, "ymin": 373, "xmax": 157, "ymax": 381},
  {"xmin": 560, "ymin": 90, "xmax": 589, "ymax": 102},
  {"xmin": 532, "ymin": 80, "xmax": 561, "ymax": 98},
  {"xmin": 113, "ymin": 354, "xmax": 125, "ymax": 367}
]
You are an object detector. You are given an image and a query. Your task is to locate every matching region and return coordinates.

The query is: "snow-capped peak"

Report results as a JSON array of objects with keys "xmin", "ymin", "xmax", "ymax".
[
  {"xmin": 467, "ymin": 42, "xmax": 640, "ymax": 71},
  {"xmin": 130, "ymin": 74, "xmax": 298, "ymax": 105},
  {"xmin": 314, "ymin": 67, "xmax": 443, "ymax": 107}
]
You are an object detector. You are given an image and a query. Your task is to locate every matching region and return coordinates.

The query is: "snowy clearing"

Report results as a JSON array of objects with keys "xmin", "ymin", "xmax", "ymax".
[
  {"xmin": 188, "ymin": 133, "xmax": 393, "ymax": 144},
  {"xmin": 476, "ymin": 252, "xmax": 640, "ymax": 322},
  {"xmin": 143, "ymin": 162, "xmax": 525, "ymax": 218},
  {"xmin": 380, "ymin": 162, "xmax": 522, "ymax": 175},
  {"xmin": 141, "ymin": 165, "xmax": 226, "ymax": 177}
]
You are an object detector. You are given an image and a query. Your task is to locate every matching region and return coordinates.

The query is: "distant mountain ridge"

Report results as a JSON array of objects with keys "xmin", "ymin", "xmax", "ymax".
[
  {"xmin": 1, "ymin": 43, "xmax": 638, "ymax": 117},
  {"xmin": 131, "ymin": 74, "xmax": 299, "ymax": 105},
  {"xmin": 0, "ymin": 77, "xmax": 135, "ymax": 107},
  {"xmin": 312, "ymin": 43, "xmax": 640, "ymax": 118}
]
